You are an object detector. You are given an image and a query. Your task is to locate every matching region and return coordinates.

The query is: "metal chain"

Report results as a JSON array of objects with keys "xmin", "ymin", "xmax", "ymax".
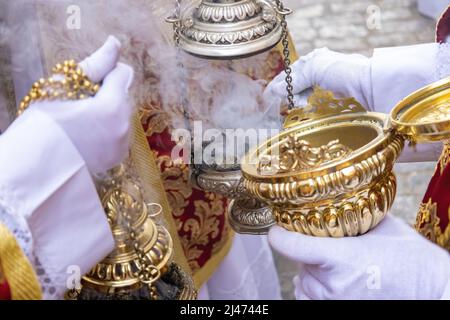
[
  {"xmin": 275, "ymin": 0, "xmax": 295, "ymax": 110},
  {"xmin": 170, "ymin": 0, "xmax": 197, "ymax": 168},
  {"xmin": 117, "ymin": 191, "xmax": 160, "ymax": 298}
]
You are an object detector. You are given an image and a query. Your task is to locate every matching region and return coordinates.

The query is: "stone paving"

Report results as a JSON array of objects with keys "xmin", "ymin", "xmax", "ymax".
[{"xmin": 275, "ymin": 0, "xmax": 440, "ymax": 300}]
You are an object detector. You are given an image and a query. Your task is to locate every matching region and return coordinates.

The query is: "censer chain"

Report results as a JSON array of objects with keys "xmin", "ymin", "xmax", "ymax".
[
  {"xmin": 115, "ymin": 194, "xmax": 161, "ymax": 299},
  {"xmin": 169, "ymin": 0, "xmax": 294, "ymax": 165},
  {"xmin": 275, "ymin": 0, "xmax": 295, "ymax": 110},
  {"xmin": 171, "ymin": 0, "xmax": 197, "ymax": 167}
]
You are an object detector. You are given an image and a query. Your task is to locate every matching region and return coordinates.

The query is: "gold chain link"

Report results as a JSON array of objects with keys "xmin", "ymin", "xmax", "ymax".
[{"xmin": 114, "ymin": 190, "xmax": 161, "ymax": 298}]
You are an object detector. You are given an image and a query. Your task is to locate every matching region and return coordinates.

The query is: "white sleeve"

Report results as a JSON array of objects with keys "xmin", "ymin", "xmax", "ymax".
[
  {"xmin": 371, "ymin": 43, "xmax": 440, "ymax": 114},
  {"xmin": 441, "ymin": 278, "xmax": 450, "ymax": 300},
  {"xmin": 0, "ymin": 108, "xmax": 114, "ymax": 299},
  {"xmin": 371, "ymin": 43, "xmax": 450, "ymax": 163}
]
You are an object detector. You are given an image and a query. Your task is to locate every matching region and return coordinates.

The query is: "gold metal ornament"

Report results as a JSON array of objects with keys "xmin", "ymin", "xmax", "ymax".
[
  {"xmin": 77, "ymin": 165, "xmax": 197, "ymax": 300},
  {"xmin": 18, "ymin": 60, "xmax": 197, "ymax": 300},
  {"xmin": 241, "ymin": 88, "xmax": 404, "ymax": 237},
  {"xmin": 242, "ymin": 79, "xmax": 450, "ymax": 237},
  {"xmin": 390, "ymin": 76, "xmax": 450, "ymax": 143},
  {"xmin": 166, "ymin": 0, "xmax": 292, "ymax": 59},
  {"xmin": 17, "ymin": 60, "xmax": 99, "ymax": 116}
]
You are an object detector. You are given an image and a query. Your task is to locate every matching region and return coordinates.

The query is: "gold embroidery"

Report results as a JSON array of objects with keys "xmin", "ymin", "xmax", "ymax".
[
  {"xmin": 416, "ymin": 199, "xmax": 450, "ymax": 252},
  {"xmin": 212, "ymin": 207, "xmax": 232, "ymax": 255},
  {"xmin": 154, "ymin": 152, "xmax": 229, "ymax": 272},
  {"xmin": 182, "ymin": 193, "xmax": 225, "ymax": 271},
  {"xmin": 231, "ymin": 50, "xmax": 282, "ymax": 81},
  {"xmin": 140, "ymin": 104, "xmax": 171, "ymax": 137},
  {"xmin": 155, "ymin": 153, "xmax": 192, "ymax": 221},
  {"xmin": 438, "ymin": 142, "xmax": 450, "ymax": 175}
]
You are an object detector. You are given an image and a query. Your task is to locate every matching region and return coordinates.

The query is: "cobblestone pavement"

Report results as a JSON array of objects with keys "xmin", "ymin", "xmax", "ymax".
[{"xmin": 274, "ymin": 0, "xmax": 440, "ymax": 300}]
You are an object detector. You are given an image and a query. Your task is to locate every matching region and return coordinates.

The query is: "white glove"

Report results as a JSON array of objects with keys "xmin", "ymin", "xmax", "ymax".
[
  {"xmin": 269, "ymin": 215, "xmax": 450, "ymax": 300},
  {"xmin": 34, "ymin": 36, "xmax": 134, "ymax": 174},
  {"xmin": 265, "ymin": 47, "xmax": 374, "ymax": 110},
  {"xmin": 265, "ymin": 44, "xmax": 445, "ymax": 162},
  {"xmin": 266, "ymin": 44, "xmax": 443, "ymax": 113},
  {"xmin": 0, "ymin": 35, "xmax": 133, "ymax": 299}
]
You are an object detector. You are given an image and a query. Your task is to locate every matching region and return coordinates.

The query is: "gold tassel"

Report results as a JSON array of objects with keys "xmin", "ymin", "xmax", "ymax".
[{"xmin": 0, "ymin": 223, "xmax": 42, "ymax": 300}]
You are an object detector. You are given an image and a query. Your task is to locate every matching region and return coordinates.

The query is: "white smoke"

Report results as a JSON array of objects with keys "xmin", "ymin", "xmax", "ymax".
[
  {"xmin": 3, "ymin": 0, "xmax": 282, "ymax": 162},
  {"xmin": 0, "ymin": 12, "xmax": 11, "ymax": 132}
]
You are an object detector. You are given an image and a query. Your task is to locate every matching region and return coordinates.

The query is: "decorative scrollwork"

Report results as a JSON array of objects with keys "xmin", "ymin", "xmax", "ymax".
[
  {"xmin": 182, "ymin": 22, "xmax": 276, "ymax": 45},
  {"xmin": 416, "ymin": 103, "xmax": 450, "ymax": 123},
  {"xmin": 258, "ymin": 138, "xmax": 353, "ymax": 175},
  {"xmin": 284, "ymin": 87, "xmax": 367, "ymax": 129},
  {"xmin": 228, "ymin": 198, "xmax": 275, "ymax": 234},
  {"xmin": 197, "ymin": 0, "xmax": 261, "ymax": 23},
  {"xmin": 172, "ymin": 0, "xmax": 283, "ymax": 58}
]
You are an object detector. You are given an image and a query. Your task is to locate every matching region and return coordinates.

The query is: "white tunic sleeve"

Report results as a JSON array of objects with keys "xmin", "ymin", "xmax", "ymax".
[
  {"xmin": 0, "ymin": 108, "xmax": 114, "ymax": 299},
  {"xmin": 371, "ymin": 43, "xmax": 450, "ymax": 162},
  {"xmin": 441, "ymin": 277, "xmax": 450, "ymax": 300}
]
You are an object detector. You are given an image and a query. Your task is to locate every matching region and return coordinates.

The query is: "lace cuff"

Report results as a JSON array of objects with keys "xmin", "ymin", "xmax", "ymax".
[
  {"xmin": 0, "ymin": 186, "xmax": 32, "ymax": 260},
  {"xmin": 0, "ymin": 186, "xmax": 65, "ymax": 300}
]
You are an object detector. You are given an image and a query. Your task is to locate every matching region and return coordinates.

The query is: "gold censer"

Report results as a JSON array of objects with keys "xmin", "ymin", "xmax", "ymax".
[
  {"xmin": 73, "ymin": 164, "xmax": 197, "ymax": 300},
  {"xmin": 16, "ymin": 59, "xmax": 197, "ymax": 300},
  {"xmin": 242, "ymin": 80, "xmax": 450, "ymax": 237}
]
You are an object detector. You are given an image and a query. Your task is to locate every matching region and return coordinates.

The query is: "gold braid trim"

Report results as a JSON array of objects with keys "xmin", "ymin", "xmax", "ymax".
[
  {"xmin": 0, "ymin": 223, "xmax": 42, "ymax": 300},
  {"xmin": 130, "ymin": 114, "xmax": 193, "ymax": 279}
]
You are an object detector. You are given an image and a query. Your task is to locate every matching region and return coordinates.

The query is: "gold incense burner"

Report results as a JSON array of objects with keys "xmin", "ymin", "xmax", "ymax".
[
  {"xmin": 73, "ymin": 164, "xmax": 197, "ymax": 300},
  {"xmin": 167, "ymin": 0, "xmax": 291, "ymax": 59},
  {"xmin": 242, "ymin": 80, "xmax": 450, "ymax": 237}
]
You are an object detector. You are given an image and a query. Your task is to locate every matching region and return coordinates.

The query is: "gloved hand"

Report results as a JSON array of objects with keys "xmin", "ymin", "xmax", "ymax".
[
  {"xmin": 265, "ymin": 44, "xmax": 444, "ymax": 162},
  {"xmin": 265, "ymin": 44, "xmax": 442, "ymax": 114},
  {"xmin": 0, "ymin": 35, "xmax": 134, "ymax": 299},
  {"xmin": 269, "ymin": 215, "xmax": 450, "ymax": 300},
  {"xmin": 265, "ymin": 47, "xmax": 373, "ymax": 110},
  {"xmin": 31, "ymin": 35, "xmax": 134, "ymax": 174}
]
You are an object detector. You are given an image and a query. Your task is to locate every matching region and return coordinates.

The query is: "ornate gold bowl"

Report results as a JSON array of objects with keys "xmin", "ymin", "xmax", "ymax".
[
  {"xmin": 242, "ymin": 81, "xmax": 450, "ymax": 237},
  {"xmin": 242, "ymin": 104, "xmax": 404, "ymax": 237}
]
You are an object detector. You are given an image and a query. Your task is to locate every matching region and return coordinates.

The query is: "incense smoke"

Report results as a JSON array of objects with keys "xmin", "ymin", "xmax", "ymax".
[{"xmin": 2, "ymin": 0, "xmax": 282, "ymax": 162}]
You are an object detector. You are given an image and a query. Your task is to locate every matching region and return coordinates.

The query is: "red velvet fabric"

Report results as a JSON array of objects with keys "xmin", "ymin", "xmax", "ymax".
[
  {"xmin": 0, "ymin": 280, "xmax": 11, "ymax": 300},
  {"xmin": 141, "ymin": 52, "xmax": 286, "ymax": 273},
  {"xmin": 144, "ymin": 127, "xmax": 230, "ymax": 269},
  {"xmin": 422, "ymin": 161, "xmax": 450, "ymax": 230},
  {"xmin": 419, "ymin": 6, "xmax": 450, "ymax": 237}
]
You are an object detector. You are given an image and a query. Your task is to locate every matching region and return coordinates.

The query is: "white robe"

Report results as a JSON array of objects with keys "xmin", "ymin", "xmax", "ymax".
[{"xmin": 0, "ymin": 109, "xmax": 114, "ymax": 299}]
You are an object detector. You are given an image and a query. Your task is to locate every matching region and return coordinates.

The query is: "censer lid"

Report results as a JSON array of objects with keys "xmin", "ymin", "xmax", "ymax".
[
  {"xmin": 390, "ymin": 76, "xmax": 450, "ymax": 143},
  {"xmin": 241, "ymin": 88, "xmax": 395, "ymax": 182},
  {"xmin": 172, "ymin": 0, "xmax": 286, "ymax": 59}
]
